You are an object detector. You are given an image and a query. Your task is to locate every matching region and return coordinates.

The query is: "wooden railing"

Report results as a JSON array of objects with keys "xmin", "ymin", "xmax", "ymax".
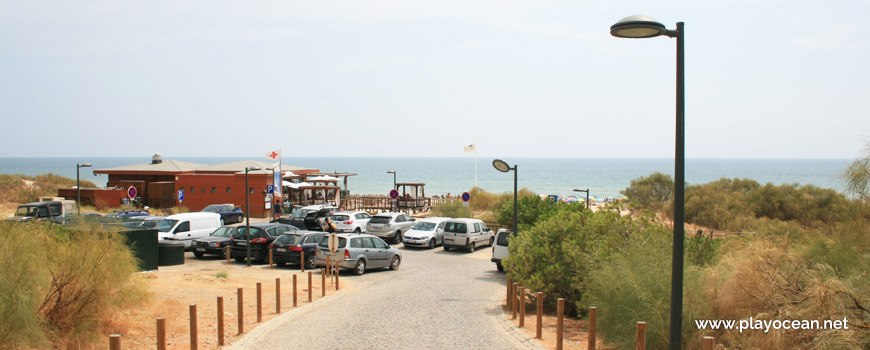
[{"xmin": 340, "ymin": 196, "xmax": 432, "ymax": 213}]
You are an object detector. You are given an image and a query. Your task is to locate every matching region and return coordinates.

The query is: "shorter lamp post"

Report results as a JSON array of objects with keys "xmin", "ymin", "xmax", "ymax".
[
  {"xmin": 76, "ymin": 163, "xmax": 92, "ymax": 214},
  {"xmin": 386, "ymin": 170, "xmax": 397, "ymax": 190},
  {"xmin": 492, "ymin": 159, "xmax": 517, "ymax": 236},
  {"xmin": 572, "ymin": 188, "xmax": 590, "ymax": 210},
  {"xmin": 244, "ymin": 165, "xmax": 262, "ymax": 267}
]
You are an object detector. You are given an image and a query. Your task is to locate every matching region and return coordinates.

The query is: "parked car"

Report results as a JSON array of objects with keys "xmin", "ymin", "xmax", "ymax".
[
  {"xmin": 365, "ymin": 212, "xmax": 416, "ymax": 244},
  {"xmin": 441, "ymin": 218, "xmax": 494, "ymax": 252},
  {"xmin": 270, "ymin": 231, "xmax": 327, "ymax": 269},
  {"xmin": 277, "ymin": 204, "xmax": 338, "ymax": 230},
  {"xmin": 402, "ymin": 217, "xmax": 450, "ymax": 248},
  {"xmin": 9, "ymin": 200, "xmax": 77, "ymax": 222},
  {"xmin": 201, "ymin": 204, "xmax": 243, "ymax": 225},
  {"xmin": 491, "ymin": 229, "xmax": 512, "ymax": 272},
  {"xmin": 122, "ymin": 216, "xmax": 165, "ymax": 229},
  {"xmin": 104, "ymin": 209, "xmax": 150, "ymax": 218},
  {"xmin": 157, "ymin": 212, "xmax": 222, "ymax": 249},
  {"xmin": 315, "ymin": 233, "xmax": 401, "ymax": 275},
  {"xmin": 331, "ymin": 211, "xmax": 372, "ymax": 233},
  {"xmin": 191, "ymin": 226, "xmax": 237, "ymax": 258},
  {"xmin": 230, "ymin": 223, "xmax": 297, "ymax": 263}
]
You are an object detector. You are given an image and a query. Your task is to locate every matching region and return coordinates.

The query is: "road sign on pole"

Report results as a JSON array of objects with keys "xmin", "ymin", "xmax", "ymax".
[
  {"xmin": 127, "ymin": 186, "xmax": 137, "ymax": 199},
  {"xmin": 461, "ymin": 192, "xmax": 471, "ymax": 202},
  {"xmin": 266, "ymin": 184, "xmax": 274, "ymax": 194},
  {"xmin": 389, "ymin": 189, "xmax": 399, "ymax": 199},
  {"xmin": 178, "ymin": 190, "xmax": 184, "ymax": 202}
]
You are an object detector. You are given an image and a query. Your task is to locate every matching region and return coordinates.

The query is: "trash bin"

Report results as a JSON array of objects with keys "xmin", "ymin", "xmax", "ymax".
[
  {"xmin": 123, "ymin": 228, "xmax": 158, "ymax": 271},
  {"xmin": 157, "ymin": 241, "xmax": 185, "ymax": 266}
]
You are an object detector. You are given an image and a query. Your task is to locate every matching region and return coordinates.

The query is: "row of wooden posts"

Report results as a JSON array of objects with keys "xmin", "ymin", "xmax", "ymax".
[
  {"xmin": 108, "ymin": 251, "xmax": 345, "ymax": 350},
  {"xmin": 506, "ymin": 278, "xmax": 716, "ymax": 350}
]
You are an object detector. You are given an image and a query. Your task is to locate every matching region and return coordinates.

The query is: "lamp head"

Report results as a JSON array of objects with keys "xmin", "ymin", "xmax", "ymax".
[
  {"xmin": 611, "ymin": 15, "xmax": 667, "ymax": 38},
  {"xmin": 248, "ymin": 166, "xmax": 262, "ymax": 171},
  {"xmin": 492, "ymin": 159, "xmax": 512, "ymax": 173},
  {"xmin": 572, "ymin": 188, "xmax": 587, "ymax": 192},
  {"xmin": 79, "ymin": 163, "xmax": 93, "ymax": 168},
  {"xmin": 387, "ymin": 170, "xmax": 396, "ymax": 174}
]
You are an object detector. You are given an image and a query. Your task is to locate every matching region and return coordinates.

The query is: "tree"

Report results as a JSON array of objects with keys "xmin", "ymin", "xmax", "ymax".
[
  {"xmin": 843, "ymin": 140, "xmax": 870, "ymax": 202},
  {"xmin": 620, "ymin": 172, "xmax": 674, "ymax": 214}
]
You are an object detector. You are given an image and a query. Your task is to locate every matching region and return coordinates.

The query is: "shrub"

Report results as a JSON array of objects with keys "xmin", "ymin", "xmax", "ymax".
[
  {"xmin": 0, "ymin": 221, "xmax": 148, "ymax": 349},
  {"xmin": 496, "ymin": 193, "xmax": 583, "ymax": 233},
  {"xmin": 430, "ymin": 199, "xmax": 466, "ymax": 218},
  {"xmin": 621, "ymin": 172, "xmax": 674, "ymax": 214}
]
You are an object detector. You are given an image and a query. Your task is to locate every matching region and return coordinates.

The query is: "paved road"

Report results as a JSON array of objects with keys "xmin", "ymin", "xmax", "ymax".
[{"xmin": 227, "ymin": 244, "xmax": 543, "ymax": 350}]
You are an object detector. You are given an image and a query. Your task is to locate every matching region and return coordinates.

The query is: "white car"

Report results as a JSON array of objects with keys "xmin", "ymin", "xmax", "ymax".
[
  {"xmin": 366, "ymin": 212, "xmax": 416, "ymax": 244},
  {"xmin": 491, "ymin": 229, "xmax": 512, "ymax": 271},
  {"xmin": 331, "ymin": 211, "xmax": 373, "ymax": 233},
  {"xmin": 402, "ymin": 217, "xmax": 450, "ymax": 248}
]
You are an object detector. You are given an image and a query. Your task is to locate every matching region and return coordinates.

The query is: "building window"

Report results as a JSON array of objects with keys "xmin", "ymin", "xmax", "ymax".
[
  {"xmin": 211, "ymin": 187, "xmax": 216, "ymax": 194},
  {"xmin": 226, "ymin": 187, "xmax": 231, "ymax": 194},
  {"xmin": 190, "ymin": 187, "xmax": 195, "ymax": 193},
  {"xmin": 249, "ymin": 188, "xmax": 254, "ymax": 194},
  {"xmin": 201, "ymin": 187, "xmax": 206, "ymax": 193}
]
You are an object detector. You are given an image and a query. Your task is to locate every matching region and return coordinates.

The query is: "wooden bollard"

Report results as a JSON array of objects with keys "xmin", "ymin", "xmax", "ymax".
[
  {"xmin": 536, "ymin": 292, "xmax": 543, "ymax": 339},
  {"xmin": 506, "ymin": 277, "xmax": 513, "ymax": 308},
  {"xmin": 275, "ymin": 278, "xmax": 281, "ymax": 313},
  {"xmin": 636, "ymin": 321, "xmax": 647, "ymax": 350},
  {"xmin": 511, "ymin": 283, "xmax": 518, "ymax": 320},
  {"xmin": 237, "ymin": 288, "xmax": 244, "ymax": 335},
  {"xmin": 557, "ymin": 298, "xmax": 564, "ymax": 350},
  {"xmin": 301, "ymin": 251, "xmax": 305, "ymax": 272},
  {"xmin": 226, "ymin": 246, "xmax": 231, "ymax": 264},
  {"xmin": 293, "ymin": 274, "xmax": 298, "ymax": 307},
  {"xmin": 588, "ymin": 306, "xmax": 597, "ymax": 350},
  {"xmin": 217, "ymin": 297, "xmax": 225, "ymax": 346},
  {"xmin": 326, "ymin": 257, "xmax": 331, "ymax": 279},
  {"xmin": 321, "ymin": 268, "xmax": 326, "ymax": 297},
  {"xmin": 256, "ymin": 283, "xmax": 262, "ymax": 322},
  {"xmin": 335, "ymin": 265, "xmax": 340, "ymax": 290},
  {"xmin": 269, "ymin": 249, "xmax": 273, "ymax": 268},
  {"xmin": 518, "ymin": 286, "xmax": 525, "ymax": 327},
  {"xmin": 109, "ymin": 334, "xmax": 121, "ymax": 350},
  {"xmin": 702, "ymin": 336, "xmax": 714, "ymax": 350},
  {"xmin": 189, "ymin": 304, "xmax": 198, "ymax": 350},
  {"xmin": 156, "ymin": 317, "xmax": 166, "ymax": 350},
  {"xmin": 308, "ymin": 271, "xmax": 313, "ymax": 302}
]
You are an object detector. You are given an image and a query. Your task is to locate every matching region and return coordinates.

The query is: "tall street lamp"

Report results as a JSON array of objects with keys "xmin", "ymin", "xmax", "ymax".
[
  {"xmin": 492, "ymin": 159, "xmax": 517, "ymax": 236},
  {"xmin": 386, "ymin": 170, "xmax": 397, "ymax": 190},
  {"xmin": 76, "ymin": 163, "xmax": 92, "ymax": 215},
  {"xmin": 611, "ymin": 15, "xmax": 685, "ymax": 350},
  {"xmin": 244, "ymin": 165, "xmax": 262, "ymax": 267},
  {"xmin": 572, "ymin": 188, "xmax": 590, "ymax": 210}
]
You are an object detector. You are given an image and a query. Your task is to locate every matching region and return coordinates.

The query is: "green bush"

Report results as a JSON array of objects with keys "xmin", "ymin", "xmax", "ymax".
[
  {"xmin": 496, "ymin": 193, "xmax": 584, "ymax": 233},
  {"xmin": 0, "ymin": 221, "xmax": 147, "ymax": 349},
  {"xmin": 621, "ymin": 172, "xmax": 674, "ymax": 214},
  {"xmin": 430, "ymin": 199, "xmax": 466, "ymax": 218}
]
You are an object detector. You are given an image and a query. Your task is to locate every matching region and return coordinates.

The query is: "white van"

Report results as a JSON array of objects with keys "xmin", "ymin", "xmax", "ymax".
[
  {"xmin": 157, "ymin": 212, "xmax": 221, "ymax": 248},
  {"xmin": 491, "ymin": 229, "xmax": 512, "ymax": 271},
  {"xmin": 441, "ymin": 218, "xmax": 494, "ymax": 252}
]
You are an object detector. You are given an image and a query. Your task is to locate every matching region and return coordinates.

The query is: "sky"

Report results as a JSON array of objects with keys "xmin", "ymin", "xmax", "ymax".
[{"xmin": 1, "ymin": 0, "xmax": 868, "ymax": 159}]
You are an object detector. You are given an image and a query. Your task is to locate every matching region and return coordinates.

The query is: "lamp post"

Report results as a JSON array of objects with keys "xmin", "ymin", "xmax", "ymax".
[
  {"xmin": 76, "ymin": 163, "xmax": 92, "ymax": 215},
  {"xmin": 492, "ymin": 159, "xmax": 517, "ymax": 236},
  {"xmin": 611, "ymin": 15, "xmax": 685, "ymax": 350},
  {"xmin": 244, "ymin": 165, "xmax": 262, "ymax": 267},
  {"xmin": 572, "ymin": 188, "xmax": 590, "ymax": 210},
  {"xmin": 386, "ymin": 170, "xmax": 397, "ymax": 190}
]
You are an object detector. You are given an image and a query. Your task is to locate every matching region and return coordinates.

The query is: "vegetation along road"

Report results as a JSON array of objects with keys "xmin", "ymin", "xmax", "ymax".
[{"xmin": 226, "ymin": 244, "xmax": 543, "ymax": 350}]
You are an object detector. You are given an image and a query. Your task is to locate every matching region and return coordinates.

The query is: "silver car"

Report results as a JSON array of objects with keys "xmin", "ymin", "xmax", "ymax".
[
  {"xmin": 315, "ymin": 233, "xmax": 402, "ymax": 275},
  {"xmin": 365, "ymin": 212, "xmax": 416, "ymax": 244},
  {"xmin": 402, "ymin": 217, "xmax": 450, "ymax": 248}
]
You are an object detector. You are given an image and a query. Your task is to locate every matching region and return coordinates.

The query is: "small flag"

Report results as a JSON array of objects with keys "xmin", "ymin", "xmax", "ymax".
[
  {"xmin": 266, "ymin": 150, "xmax": 280, "ymax": 160},
  {"xmin": 464, "ymin": 144, "xmax": 476, "ymax": 152}
]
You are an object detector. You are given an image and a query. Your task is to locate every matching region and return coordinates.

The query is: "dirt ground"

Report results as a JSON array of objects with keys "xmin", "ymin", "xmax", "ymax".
[
  {"xmin": 502, "ymin": 296, "xmax": 610, "ymax": 350},
  {"xmin": 106, "ymin": 254, "xmax": 349, "ymax": 350}
]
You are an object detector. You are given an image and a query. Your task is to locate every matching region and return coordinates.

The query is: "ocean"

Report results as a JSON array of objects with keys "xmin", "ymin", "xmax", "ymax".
[{"xmin": 0, "ymin": 157, "xmax": 852, "ymax": 199}]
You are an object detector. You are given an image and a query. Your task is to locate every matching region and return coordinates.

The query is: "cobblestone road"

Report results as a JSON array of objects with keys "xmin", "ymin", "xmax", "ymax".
[{"xmin": 226, "ymin": 244, "xmax": 544, "ymax": 350}]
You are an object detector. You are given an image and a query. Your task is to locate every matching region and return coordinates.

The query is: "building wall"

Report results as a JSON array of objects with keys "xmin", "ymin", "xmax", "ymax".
[
  {"xmin": 175, "ymin": 173, "xmax": 273, "ymax": 218},
  {"xmin": 57, "ymin": 188, "xmax": 128, "ymax": 209}
]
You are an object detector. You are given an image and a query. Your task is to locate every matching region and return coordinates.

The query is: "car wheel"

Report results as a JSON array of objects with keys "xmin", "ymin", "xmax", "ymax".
[
  {"xmin": 354, "ymin": 259, "xmax": 366, "ymax": 275},
  {"xmin": 497, "ymin": 263, "xmax": 504, "ymax": 272},
  {"xmin": 489, "ymin": 237, "xmax": 495, "ymax": 247},
  {"xmin": 305, "ymin": 254, "xmax": 317, "ymax": 269},
  {"xmin": 389, "ymin": 256, "xmax": 401, "ymax": 270},
  {"xmin": 220, "ymin": 218, "xmax": 225, "ymax": 226},
  {"xmin": 394, "ymin": 231, "xmax": 402, "ymax": 244},
  {"xmin": 443, "ymin": 245, "xmax": 450, "ymax": 252},
  {"xmin": 468, "ymin": 242, "xmax": 475, "ymax": 253},
  {"xmin": 274, "ymin": 261, "xmax": 286, "ymax": 267},
  {"xmin": 429, "ymin": 239, "xmax": 435, "ymax": 249},
  {"xmin": 193, "ymin": 251, "xmax": 204, "ymax": 258},
  {"xmin": 234, "ymin": 256, "xmax": 246, "ymax": 263},
  {"xmin": 354, "ymin": 227, "xmax": 361, "ymax": 233}
]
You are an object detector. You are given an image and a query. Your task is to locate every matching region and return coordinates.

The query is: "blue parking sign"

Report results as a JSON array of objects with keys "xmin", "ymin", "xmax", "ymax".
[
  {"xmin": 178, "ymin": 190, "xmax": 184, "ymax": 201},
  {"xmin": 267, "ymin": 184, "xmax": 275, "ymax": 194}
]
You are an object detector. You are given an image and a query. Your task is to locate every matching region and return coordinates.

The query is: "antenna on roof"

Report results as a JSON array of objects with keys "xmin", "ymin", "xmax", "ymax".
[{"xmin": 152, "ymin": 153, "xmax": 163, "ymax": 164}]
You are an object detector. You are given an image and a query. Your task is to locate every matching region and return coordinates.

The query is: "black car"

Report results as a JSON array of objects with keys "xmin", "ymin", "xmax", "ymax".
[
  {"xmin": 191, "ymin": 226, "xmax": 237, "ymax": 258},
  {"xmin": 276, "ymin": 205, "xmax": 338, "ymax": 231},
  {"xmin": 104, "ymin": 210, "xmax": 150, "ymax": 218},
  {"xmin": 229, "ymin": 223, "xmax": 297, "ymax": 263},
  {"xmin": 270, "ymin": 231, "xmax": 327, "ymax": 269},
  {"xmin": 202, "ymin": 204, "xmax": 244, "ymax": 225}
]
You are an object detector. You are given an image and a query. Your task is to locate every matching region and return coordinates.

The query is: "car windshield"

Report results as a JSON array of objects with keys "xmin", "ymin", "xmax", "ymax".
[
  {"xmin": 274, "ymin": 234, "xmax": 302, "ymax": 244},
  {"xmin": 202, "ymin": 205, "xmax": 221, "ymax": 213},
  {"xmin": 157, "ymin": 219, "xmax": 178, "ymax": 232},
  {"xmin": 331, "ymin": 215, "xmax": 350, "ymax": 221},
  {"xmin": 140, "ymin": 220, "xmax": 160, "ymax": 228},
  {"xmin": 411, "ymin": 222, "xmax": 437, "ymax": 231},
  {"xmin": 233, "ymin": 227, "xmax": 266, "ymax": 239},
  {"xmin": 211, "ymin": 227, "xmax": 236, "ymax": 237},
  {"xmin": 14, "ymin": 206, "xmax": 41, "ymax": 217},
  {"xmin": 292, "ymin": 209, "xmax": 314, "ymax": 219},
  {"xmin": 370, "ymin": 216, "xmax": 391, "ymax": 224}
]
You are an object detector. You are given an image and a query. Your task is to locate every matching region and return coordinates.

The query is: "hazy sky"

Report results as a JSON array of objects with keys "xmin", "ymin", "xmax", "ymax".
[{"xmin": 1, "ymin": 1, "xmax": 868, "ymax": 159}]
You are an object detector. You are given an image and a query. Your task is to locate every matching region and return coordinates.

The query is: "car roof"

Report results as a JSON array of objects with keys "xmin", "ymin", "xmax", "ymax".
[
  {"xmin": 165, "ymin": 212, "xmax": 220, "ymax": 220},
  {"xmin": 444, "ymin": 218, "xmax": 483, "ymax": 223},
  {"xmin": 247, "ymin": 222, "xmax": 292, "ymax": 228},
  {"xmin": 373, "ymin": 212, "xmax": 403, "ymax": 217},
  {"xmin": 419, "ymin": 217, "xmax": 450, "ymax": 223},
  {"xmin": 333, "ymin": 211, "xmax": 368, "ymax": 215}
]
